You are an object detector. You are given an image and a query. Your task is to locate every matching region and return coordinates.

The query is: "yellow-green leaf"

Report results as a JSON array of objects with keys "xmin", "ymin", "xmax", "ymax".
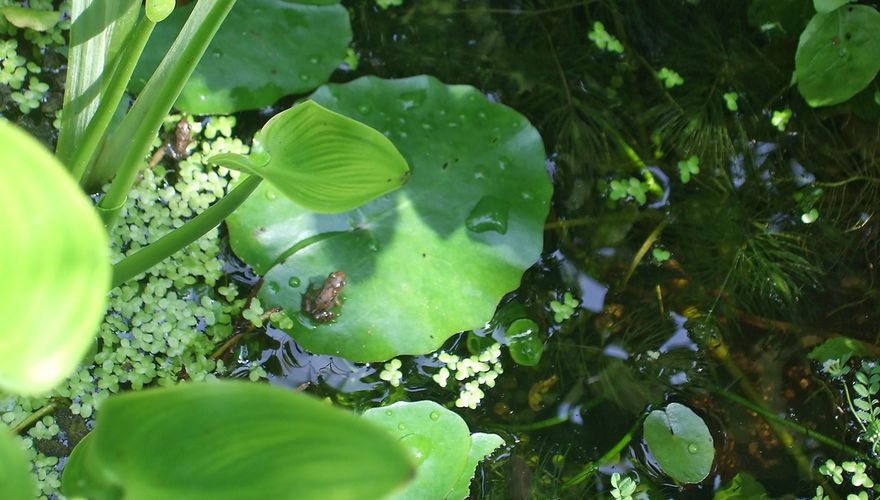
[{"xmin": 0, "ymin": 121, "xmax": 110, "ymax": 395}]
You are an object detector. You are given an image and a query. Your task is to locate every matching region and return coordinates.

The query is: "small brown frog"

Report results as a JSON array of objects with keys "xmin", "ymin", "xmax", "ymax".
[{"xmin": 302, "ymin": 271, "xmax": 346, "ymax": 322}]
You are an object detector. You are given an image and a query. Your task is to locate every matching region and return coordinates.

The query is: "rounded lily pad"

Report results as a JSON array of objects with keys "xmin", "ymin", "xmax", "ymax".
[
  {"xmin": 795, "ymin": 5, "xmax": 880, "ymax": 107},
  {"xmin": 363, "ymin": 401, "xmax": 503, "ymax": 499},
  {"xmin": 226, "ymin": 75, "xmax": 552, "ymax": 361},
  {"xmin": 130, "ymin": 0, "xmax": 351, "ymax": 114},
  {"xmin": 643, "ymin": 403, "xmax": 715, "ymax": 484}
]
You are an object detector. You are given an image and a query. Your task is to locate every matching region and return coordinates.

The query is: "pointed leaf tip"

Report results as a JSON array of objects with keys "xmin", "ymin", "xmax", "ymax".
[{"xmin": 256, "ymin": 100, "xmax": 411, "ymax": 213}]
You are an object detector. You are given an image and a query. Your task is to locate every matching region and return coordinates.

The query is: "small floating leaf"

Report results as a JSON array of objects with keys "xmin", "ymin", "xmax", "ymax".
[
  {"xmin": 714, "ymin": 473, "xmax": 770, "ymax": 499},
  {"xmin": 505, "ymin": 319, "xmax": 543, "ymax": 366},
  {"xmin": 808, "ymin": 336, "xmax": 874, "ymax": 364},
  {"xmin": 62, "ymin": 382, "xmax": 413, "ymax": 500},
  {"xmin": 644, "ymin": 403, "xmax": 715, "ymax": 484},
  {"xmin": 363, "ymin": 401, "xmax": 503, "ymax": 499}
]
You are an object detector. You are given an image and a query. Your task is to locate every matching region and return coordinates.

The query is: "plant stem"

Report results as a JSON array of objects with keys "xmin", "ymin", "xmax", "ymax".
[
  {"xmin": 716, "ymin": 386, "xmax": 879, "ymax": 468},
  {"xmin": 13, "ymin": 400, "xmax": 62, "ymax": 434},
  {"xmin": 111, "ymin": 175, "xmax": 262, "ymax": 288},
  {"xmin": 97, "ymin": 0, "xmax": 237, "ymax": 227},
  {"xmin": 563, "ymin": 416, "xmax": 643, "ymax": 488},
  {"xmin": 70, "ymin": 16, "xmax": 156, "ymax": 184},
  {"xmin": 620, "ymin": 218, "xmax": 667, "ymax": 289}
]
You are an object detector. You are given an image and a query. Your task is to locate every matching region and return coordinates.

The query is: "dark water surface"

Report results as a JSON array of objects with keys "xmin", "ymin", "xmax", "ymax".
[{"xmin": 257, "ymin": 1, "xmax": 879, "ymax": 498}]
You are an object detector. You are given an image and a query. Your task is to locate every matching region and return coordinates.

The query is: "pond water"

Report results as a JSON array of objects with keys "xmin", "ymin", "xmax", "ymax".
[
  {"xmin": 249, "ymin": 1, "xmax": 877, "ymax": 498},
  {"xmin": 5, "ymin": 0, "xmax": 880, "ymax": 498}
]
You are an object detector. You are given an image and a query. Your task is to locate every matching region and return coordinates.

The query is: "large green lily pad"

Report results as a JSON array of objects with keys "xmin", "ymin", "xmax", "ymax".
[
  {"xmin": 130, "ymin": 0, "xmax": 351, "ymax": 114},
  {"xmin": 226, "ymin": 75, "xmax": 552, "ymax": 361},
  {"xmin": 643, "ymin": 403, "xmax": 715, "ymax": 484},
  {"xmin": 362, "ymin": 401, "xmax": 503, "ymax": 499},
  {"xmin": 795, "ymin": 5, "xmax": 880, "ymax": 107}
]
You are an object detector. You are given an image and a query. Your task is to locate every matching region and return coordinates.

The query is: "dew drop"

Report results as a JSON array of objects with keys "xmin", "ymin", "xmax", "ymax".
[
  {"xmin": 474, "ymin": 165, "xmax": 488, "ymax": 180},
  {"xmin": 309, "ymin": 56, "xmax": 320, "ymax": 64},
  {"xmin": 265, "ymin": 190, "xmax": 277, "ymax": 200},
  {"xmin": 385, "ymin": 410, "xmax": 393, "ymax": 417},
  {"xmin": 687, "ymin": 443, "xmax": 698, "ymax": 454},
  {"xmin": 288, "ymin": 277, "xmax": 301, "ymax": 288},
  {"xmin": 397, "ymin": 423, "xmax": 407, "ymax": 431},
  {"xmin": 299, "ymin": 74, "xmax": 310, "ymax": 82},
  {"xmin": 466, "ymin": 195, "xmax": 510, "ymax": 234},
  {"xmin": 430, "ymin": 411, "xmax": 440, "ymax": 421},
  {"xmin": 358, "ymin": 104, "xmax": 371, "ymax": 114}
]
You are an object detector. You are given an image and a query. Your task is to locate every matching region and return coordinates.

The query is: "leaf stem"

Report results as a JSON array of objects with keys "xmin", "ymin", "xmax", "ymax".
[
  {"xmin": 13, "ymin": 399, "xmax": 63, "ymax": 435},
  {"xmin": 716, "ymin": 386, "xmax": 879, "ymax": 468},
  {"xmin": 563, "ymin": 416, "xmax": 644, "ymax": 488},
  {"xmin": 70, "ymin": 16, "xmax": 156, "ymax": 183},
  {"xmin": 111, "ymin": 175, "xmax": 261, "ymax": 288},
  {"xmin": 97, "ymin": 0, "xmax": 237, "ymax": 227}
]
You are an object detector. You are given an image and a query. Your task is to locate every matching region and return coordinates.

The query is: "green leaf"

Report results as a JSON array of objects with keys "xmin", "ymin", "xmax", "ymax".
[
  {"xmin": 55, "ymin": 0, "xmax": 140, "ymax": 165},
  {"xmin": 129, "ymin": 0, "xmax": 351, "ymax": 114},
  {"xmin": 145, "ymin": 0, "xmax": 175, "ymax": 22},
  {"xmin": 713, "ymin": 473, "xmax": 769, "ymax": 499},
  {"xmin": 446, "ymin": 433, "xmax": 505, "ymax": 500},
  {"xmin": 362, "ymin": 401, "xmax": 502, "ymax": 499},
  {"xmin": 795, "ymin": 6, "xmax": 880, "ymax": 107},
  {"xmin": 0, "ymin": 429, "xmax": 36, "ymax": 500},
  {"xmin": 226, "ymin": 75, "xmax": 552, "ymax": 361},
  {"xmin": 814, "ymin": 0, "xmax": 853, "ymax": 14},
  {"xmin": 808, "ymin": 336, "xmax": 875, "ymax": 363},
  {"xmin": 0, "ymin": 121, "xmax": 110, "ymax": 395},
  {"xmin": 643, "ymin": 403, "xmax": 715, "ymax": 484},
  {"xmin": 0, "ymin": 7, "xmax": 60, "ymax": 31},
  {"xmin": 62, "ymin": 382, "xmax": 413, "ymax": 500},
  {"xmin": 505, "ymin": 319, "xmax": 544, "ymax": 367},
  {"xmin": 248, "ymin": 100, "xmax": 410, "ymax": 213}
]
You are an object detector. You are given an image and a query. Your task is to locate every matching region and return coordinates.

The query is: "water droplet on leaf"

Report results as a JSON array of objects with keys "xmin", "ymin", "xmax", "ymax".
[
  {"xmin": 688, "ymin": 443, "xmax": 698, "ymax": 454},
  {"xmin": 466, "ymin": 195, "xmax": 510, "ymax": 234},
  {"xmin": 430, "ymin": 411, "xmax": 440, "ymax": 421},
  {"xmin": 288, "ymin": 277, "xmax": 301, "ymax": 287}
]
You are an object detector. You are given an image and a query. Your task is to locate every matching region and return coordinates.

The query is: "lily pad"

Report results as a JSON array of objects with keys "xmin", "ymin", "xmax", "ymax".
[
  {"xmin": 795, "ymin": 6, "xmax": 880, "ymax": 107},
  {"xmin": 130, "ymin": 0, "xmax": 351, "ymax": 114},
  {"xmin": 362, "ymin": 401, "xmax": 503, "ymax": 499},
  {"xmin": 643, "ymin": 403, "xmax": 715, "ymax": 484},
  {"xmin": 226, "ymin": 75, "xmax": 552, "ymax": 361},
  {"xmin": 62, "ymin": 382, "xmax": 413, "ymax": 500}
]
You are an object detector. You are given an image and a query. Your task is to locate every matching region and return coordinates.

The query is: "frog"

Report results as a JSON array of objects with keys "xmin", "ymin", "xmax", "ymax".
[{"xmin": 301, "ymin": 271, "xmax": 347, "ymax": 322}]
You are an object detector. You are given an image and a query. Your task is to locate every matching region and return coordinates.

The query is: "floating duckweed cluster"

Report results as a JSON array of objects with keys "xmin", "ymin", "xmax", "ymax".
[
  {"xmin": 0, "ymin": 114, "xmax": 269, "ymax": 498},
  {"xmin": 435, "ymin": 343, "xmax": 504, "ymax": 410},
  {"xmin": 379, "ymin": 358, "xmax": 404, "ymax": 387},
  {"xmin": 1, "ymin": 0, "xmax": 69, "ymax": 114}
]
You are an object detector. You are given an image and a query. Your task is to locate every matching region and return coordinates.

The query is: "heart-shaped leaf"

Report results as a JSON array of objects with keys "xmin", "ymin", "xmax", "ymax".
[
  {"xmin": 0, "ymin": 121, "xmax": 110, "ymax": 395},
  {"xmin": 0, "ymin": 429, "xmax": 35, "ymax": 500},
  {"xmin": 130, "ymin": 0, "xmax": 351, "ymax": 114},
  {"xmin": 214, "ymin": 100, "xmax": 410, "ymax": 213},
  {"xmin": 226, "ymin": 75, "xmax": 552, "ymax": 361},
  {"xmin": 62, "ymin": 382, "xmax": 414, "ymax": 500},
  {"xmin": 795, "ymin": 6, "xmax": 880, "ymax": 107},
  {"xmin": 644, "ymin": 403, "xmax": 715, "ymax": 484},
  {"xmin": 362, "ymin": 401, "xmax": 503, "ymax": 499}
]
